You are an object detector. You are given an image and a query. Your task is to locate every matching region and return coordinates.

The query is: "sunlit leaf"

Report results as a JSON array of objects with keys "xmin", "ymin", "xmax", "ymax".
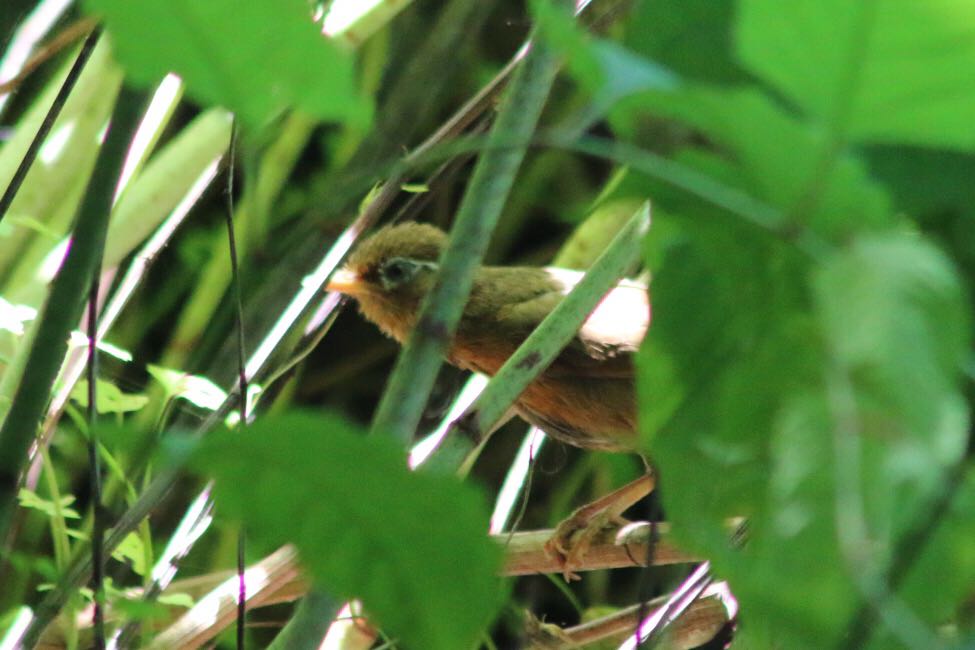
[
  {"xmin": 17, "ymin": 489, "xmax": 81, "ymax": 520},
  {"xmin": 146, "ymin": 364, "xmax": 227, "ymax": 411},
  {"xmin": 85, "ymin": 0, "xmax": 373, "ymax": 130},
  {"xmin": 737, "ymin": 0, "xmax": 975, "ymax": 149},
  {"xmin": 111, "ymin": 532, "xmax": 147, "ymax": 576},
  {"xmin": 71, "ymin": 379, "xmax": 149, "ymax": 414}
]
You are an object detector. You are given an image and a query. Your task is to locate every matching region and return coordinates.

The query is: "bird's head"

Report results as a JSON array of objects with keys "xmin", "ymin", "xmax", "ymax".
[{"xmin": 327, "ymin": 222, "xmax": 447, "ymax": 341}]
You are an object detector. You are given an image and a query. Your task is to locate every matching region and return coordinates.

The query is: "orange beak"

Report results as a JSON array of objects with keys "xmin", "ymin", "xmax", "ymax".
[{"xmin": 327, "ymin": 267, "xmax": 363, "ymax": 295}]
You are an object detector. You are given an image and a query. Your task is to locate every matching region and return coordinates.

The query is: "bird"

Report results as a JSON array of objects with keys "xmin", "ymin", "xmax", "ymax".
[{"xmin": 327, "ymin": 221, "xmax": 654, "ymax": 577}]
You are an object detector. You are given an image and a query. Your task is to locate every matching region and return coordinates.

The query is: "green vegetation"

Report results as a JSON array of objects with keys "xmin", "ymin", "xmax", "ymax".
[{"xmin": 0, "ymin": 0, "xmax": 973, "ymax": 647}]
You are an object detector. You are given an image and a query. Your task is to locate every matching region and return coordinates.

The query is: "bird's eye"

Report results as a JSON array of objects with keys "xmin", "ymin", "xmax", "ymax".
[{"xmin": 379, "ymin": 257, "xmax": 419, "ymax": 288}]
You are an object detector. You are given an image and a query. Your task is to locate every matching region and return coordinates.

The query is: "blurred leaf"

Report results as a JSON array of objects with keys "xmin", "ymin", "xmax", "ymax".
[
  {"xmin": 146, "ymin": 364, "xmax": 227, "ymax": 411},
  {"xmin": 111, "ymin": 532, "xmax": 147, "ymax": 576},
  {"xmin": 157, "ymin": 592, "xmax": 194, "ymax": 608},
  {"xmin": 884, "ymin": 468, "xmax": 975, "ymax": 647},
  {"xmin": 0, "ymin": 39, "xmax": 121, "ymax": 295},
  {"xmin": 84, "ymin": 0, "xmax": 372, "ymax": 130},
  {"xmin": 531, "ymin": 0, "xmax": 679, "ymax": 116},
  {"xmin": 815, "ymin": 234, "xmax": 970, "ymax": 528},
  {"xmin": 638, "ymin": 220, "xmax": 972, "ymax": 645},
  {"xmin": 865, "ymin": 146, "xmax": 975, "ymax": 218},
  {"xmin": 192, "ymin": 411, "xmax": 506, "ymax": 650},
  {"xmin": 626, "ymin": 0, "xmax": 749, "ymax": 84},
  {"xmin": 71, "ymin": 379, "xmax": 149, "ymax": 414},
  {"xmin": 737, "ymin": 0, "xmax": 975, "ymax": 149},
  {"xmin": 109, "ymin": 594, "xmax": 169, "ymax": 622},
  {"xmin": 638, "ymin": 226, "xmax": 817, "ymax": 548},
  {"xmin": 17, "ymin": 489, "xmax": 80, "ymax": 520},
  {"xmin": 613, "ymin": 86, "xmax": 895, "ymax": 238}
]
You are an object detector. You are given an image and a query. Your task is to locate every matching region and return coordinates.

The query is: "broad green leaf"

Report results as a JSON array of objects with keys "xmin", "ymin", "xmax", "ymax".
[
  {"xmin": 192, "ymin": 411, "xmax": 506, "ymax": 650},
  {"xmin": 625, "ymin": 0, "xmax": 749, "ymax": 84},
  {"xmin": 638, "ymin": 220, "xmax": 817, "ymax": 545},
  {"xmin": 884, "ymin": 469, "xmax": 975, "ymax": 647},
  {"xmin": 866, "ymin": 146, "xmax": 975, "ymax": 219},
  {"xmin": 85, "ymin": 0, "xmax": 373, "ymax": 130},
  {"xmin": 737, "ymin": 0, "xmax": 975, "ymax": 149}
]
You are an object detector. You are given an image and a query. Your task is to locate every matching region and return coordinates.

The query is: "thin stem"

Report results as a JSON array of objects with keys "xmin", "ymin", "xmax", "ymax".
[
  {"xmin": 224, "ymin": 120, "xmax": 249, "ymax": 650},
  {"xmin": 87, "ymin": 277, "xmax": 105, "ymax": 649}
]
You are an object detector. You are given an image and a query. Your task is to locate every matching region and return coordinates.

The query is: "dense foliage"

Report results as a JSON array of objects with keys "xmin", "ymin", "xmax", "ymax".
[{"xmin": 0, "ymin": 0, "xmax": 973, "ymax": 647}]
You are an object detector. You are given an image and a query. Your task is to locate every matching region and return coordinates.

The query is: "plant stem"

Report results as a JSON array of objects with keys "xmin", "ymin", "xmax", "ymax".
[{"xmin": 369, "ymin": 34, "xmax": 561, "ymax": 445}]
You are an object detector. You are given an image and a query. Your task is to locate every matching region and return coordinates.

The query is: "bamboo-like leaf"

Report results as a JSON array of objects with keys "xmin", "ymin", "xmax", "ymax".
[{"xmin": 0, "ymin": 38, "xmax": 121, "ymax": 283}]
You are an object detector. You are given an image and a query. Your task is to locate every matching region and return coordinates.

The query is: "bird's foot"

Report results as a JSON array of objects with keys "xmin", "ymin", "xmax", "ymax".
[
  {"xmin": 544, "ymin": 508, "xmax": 629, "ymax": 581},
  {"xmin": 543, "ymin": 473, "xmax": 656, "ymax": 581}
]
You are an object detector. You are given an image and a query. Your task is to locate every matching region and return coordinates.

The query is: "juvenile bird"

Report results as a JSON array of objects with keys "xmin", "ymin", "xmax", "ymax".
[{"xmin": 327, "ymin": 222, "xmax": 653, "ymax": 575}]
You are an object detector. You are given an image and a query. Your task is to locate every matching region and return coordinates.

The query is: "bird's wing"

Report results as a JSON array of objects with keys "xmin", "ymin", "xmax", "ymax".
[{"xmin": 497, "ymin": 269, "xmax": 650, "ymax": 378}]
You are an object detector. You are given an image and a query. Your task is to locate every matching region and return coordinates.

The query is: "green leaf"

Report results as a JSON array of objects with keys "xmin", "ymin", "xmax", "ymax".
[
  {"xmin": 531, "ymin": 0, "xmax": 679, "ymax": 114},
  {"xmin": 71, "ymin": 379, "xmax": 149, "ymax": 414},
  {"xmin": 191, "ymin": 411, "xmax": 506, "ymax": 650},
  {"xmin": 638, "ymin": 219, "xmax": 817, "ymax": 541},
  {"xmin": 866, "ymin": 146, "xmax": 975, "ymax": 219},
  {"xmin": 625, "ymin": 0, "xmax": 749, "ymax": 84},
  {"xmin": 0, "ymin": 38, "xmax": 122, "ymax": 298},
  {"xmin": 613, "ymin": 86, "xmax": 895, "ymax": 238},
  {"xmin": 883, "ymin": 469, "xmax": 975, "ymax": 647},
  {"xmin": 157, "ymin": 592, "xmax": 194, "ymax": 609},
  {"xmin": 103, "ymin": 109, "xmax": 232, "ymax": 268},
  {"xmin": 146, "ymin": 364, "xmax": 227, "ymax": 411},
  {"xmin": 639, "ymin": 222, "xmax": 973, "ymax": 645},
  {"xmin": 17, "ymin": 489, "xmax": 81, "ymax": 520},
  {"xmin": 815, "ymin": 234, "xmax": 970, "ymax": 515},
  {"xmin": 85, "ymin": 0, "xmax": 373, "ymax": 130},
  {"xmin": 111, "ymin": 532, "xmax": 147, "ymax": 577},
  {"xmin": 736, "ymin": 0, "xmax": 975, "ymax": 149}
]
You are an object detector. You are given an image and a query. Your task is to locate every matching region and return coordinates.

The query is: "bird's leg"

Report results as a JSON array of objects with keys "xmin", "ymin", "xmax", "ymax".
[{"xmin": 544, "ymin": 473, "xmax": 656, "ymax": 581}]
